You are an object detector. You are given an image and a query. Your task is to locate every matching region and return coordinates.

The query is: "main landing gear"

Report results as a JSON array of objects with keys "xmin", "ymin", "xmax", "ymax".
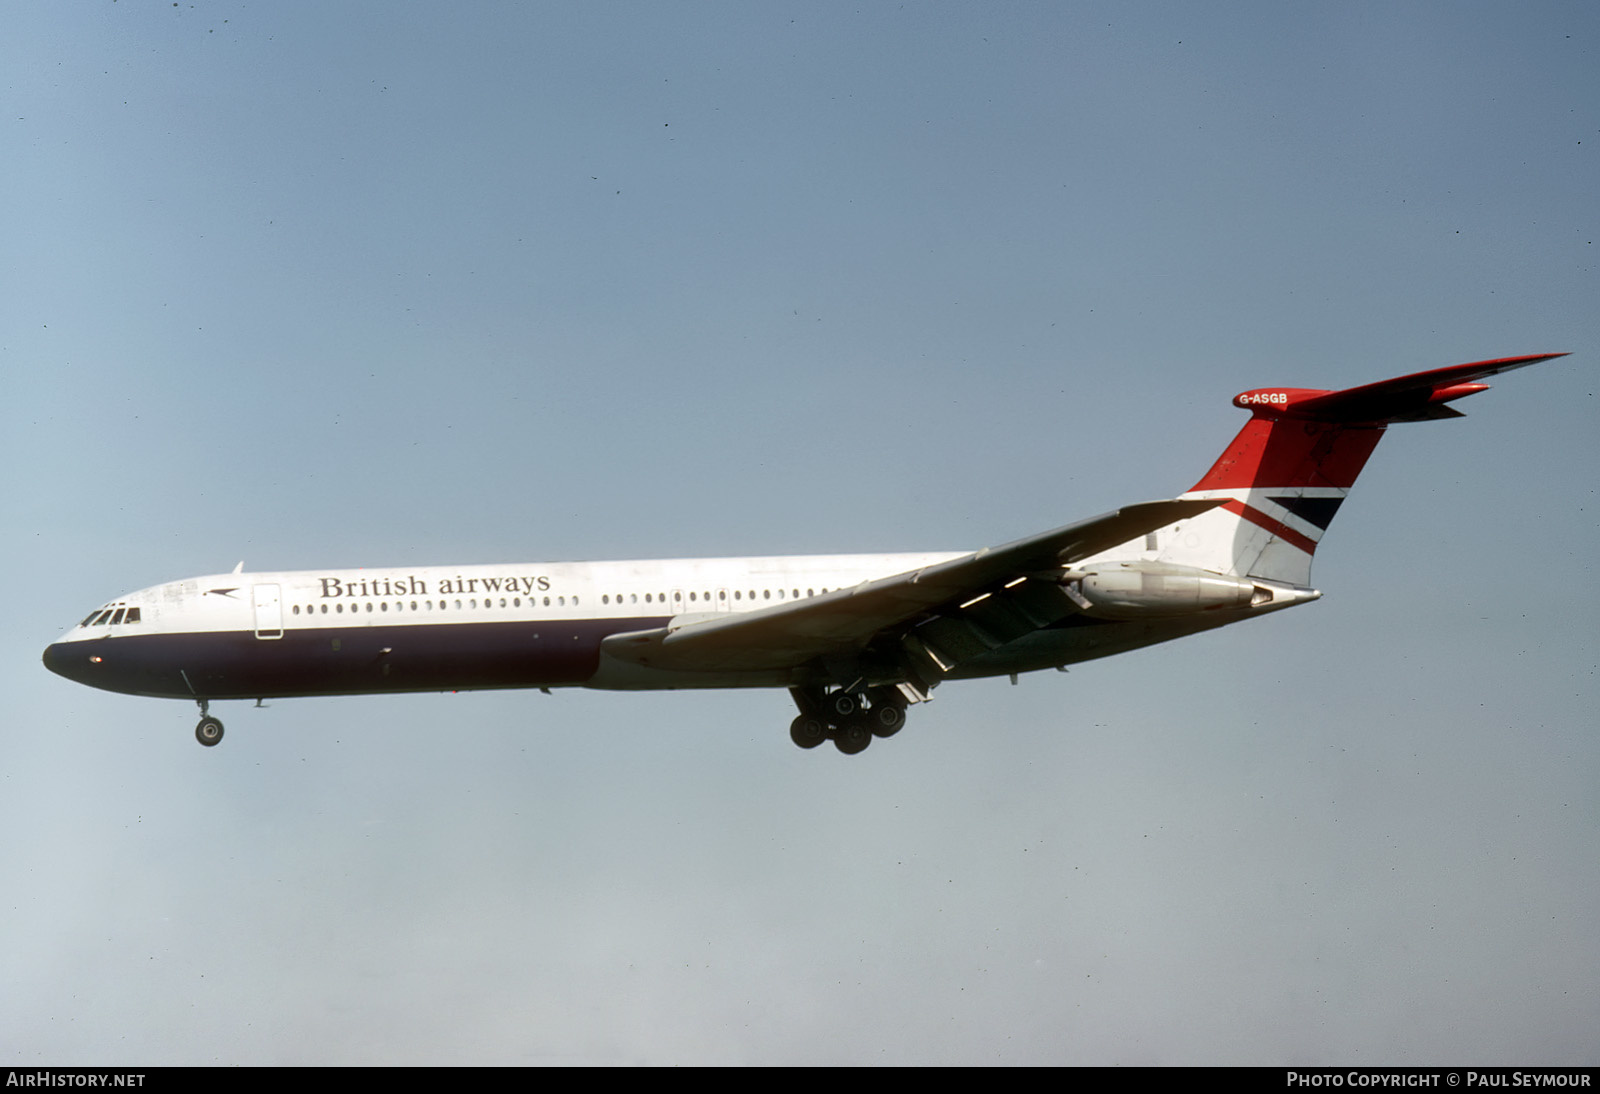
[
  {"xmin": 788, "ymin": 686, "xmax": 907, "ymax": 756},
  {"xmin": 194, "ymin": 699, "xmax": 224, "ymax": 747}
]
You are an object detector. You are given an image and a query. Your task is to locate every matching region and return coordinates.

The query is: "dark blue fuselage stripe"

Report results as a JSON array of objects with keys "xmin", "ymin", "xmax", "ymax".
[{"xmin": 43, "ymin": 616, "xmax": 670, "ymax": 700}]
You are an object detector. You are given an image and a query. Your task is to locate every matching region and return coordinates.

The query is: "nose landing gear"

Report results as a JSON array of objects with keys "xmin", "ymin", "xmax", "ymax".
[{"xmin": 194, "ymin": 699, "xmax": 224, "ymax": 747}]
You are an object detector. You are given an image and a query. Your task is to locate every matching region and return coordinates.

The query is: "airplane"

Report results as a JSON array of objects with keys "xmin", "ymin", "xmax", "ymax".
[{"xmin": 42, "ymin": 353, "xmax": 1573, "ymax": 755}]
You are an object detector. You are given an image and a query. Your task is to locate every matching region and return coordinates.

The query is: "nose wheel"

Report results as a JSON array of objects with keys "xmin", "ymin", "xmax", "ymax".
[
  {"xmin": 193, "ymin": 699, "xmax": 224, "ymax": 747},
  {"xmin": 195, "ymin": 717, "xmax": 224, "ymax": 746}
]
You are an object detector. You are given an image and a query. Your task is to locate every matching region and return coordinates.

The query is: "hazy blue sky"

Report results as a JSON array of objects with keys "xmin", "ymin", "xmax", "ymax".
[{"xmin": 4, "ymin": 1, "xmax": 1596, "ymax": 1065}]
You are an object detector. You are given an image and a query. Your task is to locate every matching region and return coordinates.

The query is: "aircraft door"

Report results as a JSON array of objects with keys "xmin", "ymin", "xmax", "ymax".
[{"xmin": 253, "ymin": 584, "xmax": 284, "ymax": 639}]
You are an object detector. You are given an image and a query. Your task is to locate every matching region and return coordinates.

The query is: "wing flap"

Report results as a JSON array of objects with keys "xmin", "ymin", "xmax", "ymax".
[{"xmin": 600, "ymin": 498, "xmax": 1220, "ymax": 674}]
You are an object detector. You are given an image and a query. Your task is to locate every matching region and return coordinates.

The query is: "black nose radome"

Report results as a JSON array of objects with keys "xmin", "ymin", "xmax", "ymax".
[{"xmin": 42, "ymin": 643, "xmax": 84, "ymax": 683}]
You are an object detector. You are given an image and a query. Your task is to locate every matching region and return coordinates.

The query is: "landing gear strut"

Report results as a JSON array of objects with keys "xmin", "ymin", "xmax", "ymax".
[
  {"xmin": 194, "ymin": 699, "xmax": 224, "ymax": 747},
  {"xmin": 788, "ymin": 686, "xmax": 909, "ymax": 755}
]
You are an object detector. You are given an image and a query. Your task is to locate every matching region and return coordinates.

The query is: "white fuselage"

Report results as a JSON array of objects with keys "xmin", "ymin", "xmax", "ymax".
[{"xmin": 43, "ymin": 546, "xmax": 1298, "ymax": 704}]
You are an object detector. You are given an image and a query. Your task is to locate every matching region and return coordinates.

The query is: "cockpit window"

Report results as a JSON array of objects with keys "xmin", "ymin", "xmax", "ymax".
[{"xmin": 78, "ymin": 606, "xmax": 141, "ymax": 627}]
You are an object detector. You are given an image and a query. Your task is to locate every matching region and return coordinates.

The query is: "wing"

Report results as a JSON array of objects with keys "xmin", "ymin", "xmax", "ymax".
[{"xmin": 600, "ymin": 498, "xmax": 1221, "ymax": 674}]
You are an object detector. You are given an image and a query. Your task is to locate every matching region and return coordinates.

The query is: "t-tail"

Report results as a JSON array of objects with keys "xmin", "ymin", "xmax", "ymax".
[{"xmin": 1143, "ymin": 353, "xmax": 1570, "ymax": 588}]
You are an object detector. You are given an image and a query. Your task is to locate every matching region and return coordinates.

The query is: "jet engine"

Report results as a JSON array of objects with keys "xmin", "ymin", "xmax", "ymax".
[{"xmin": 1060, "ymin": 561, "xmax": 1261, "ymax": 620}]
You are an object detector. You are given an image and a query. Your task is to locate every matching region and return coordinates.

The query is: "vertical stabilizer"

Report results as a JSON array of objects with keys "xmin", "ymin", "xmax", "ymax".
[
  {"xmin": 1123, "ymin": 354, "xmax": 1569, "ymax": 586},
  {"xmin": 1161, "ymin": 413, "xmax": 1384, "ymax": 585}
]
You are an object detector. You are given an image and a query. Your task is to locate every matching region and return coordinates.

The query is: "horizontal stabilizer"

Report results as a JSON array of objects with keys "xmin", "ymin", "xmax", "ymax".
[{"xmin": 1234, "ymin": 353, "xmax": 1569, "ymax": 424}]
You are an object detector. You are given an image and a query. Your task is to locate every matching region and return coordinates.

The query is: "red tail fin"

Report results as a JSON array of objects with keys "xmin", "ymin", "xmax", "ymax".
[{"xmin": 1155, "ymin": 354, "xmax": 1570, "ymax": 585}]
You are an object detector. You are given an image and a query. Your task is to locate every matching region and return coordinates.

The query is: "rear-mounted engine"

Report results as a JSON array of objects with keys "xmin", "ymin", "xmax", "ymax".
[{"xmin": 1061, "ymin": 561, "xmax": 1261, "ymax": 620}]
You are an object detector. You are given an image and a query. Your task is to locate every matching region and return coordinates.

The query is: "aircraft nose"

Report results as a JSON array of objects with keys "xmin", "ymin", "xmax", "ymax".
[
  {"xmin": 42, "ymin": 642, "xmax": 68, "ymax": 678},
  {"xmin": 42, "ymin": 641, "xmax": 88, "ymax": 683}
]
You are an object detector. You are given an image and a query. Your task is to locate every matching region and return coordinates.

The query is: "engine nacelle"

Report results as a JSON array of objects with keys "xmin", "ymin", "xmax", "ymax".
[{"xmin": 1061, "ymin": 562, "xmax": 1259, "ymax": 620}]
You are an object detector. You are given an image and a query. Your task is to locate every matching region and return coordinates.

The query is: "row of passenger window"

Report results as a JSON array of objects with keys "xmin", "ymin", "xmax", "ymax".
[
  {"xmin": 79, "ymin": 606, "xmax": 142, "ymax": 627},
  {"xmin": 292, "ymin": 595, "xmax": 576, "ymax": 617},
  {"xmin": 288, "ymin": 586, "xmax": 834, "ymax": 620},
  {"xmin": 599, "ymin": 588, "xmax": 827, "ymax": 606}
]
